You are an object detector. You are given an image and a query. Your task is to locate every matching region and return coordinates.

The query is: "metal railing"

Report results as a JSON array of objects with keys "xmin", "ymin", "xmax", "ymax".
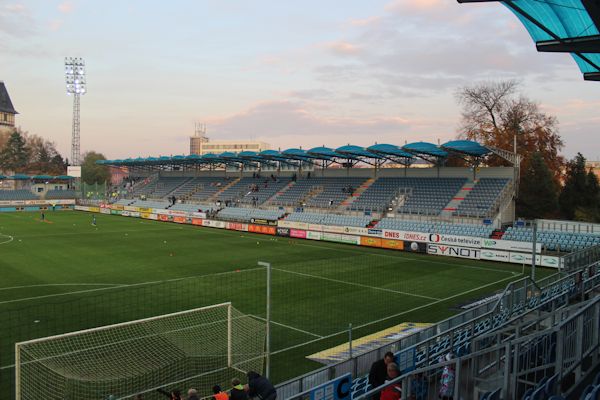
[
  {"xmin": 276, "ymin": 258, "xmax": 600, "ymax": 399},
  {"xmin": 352, "ymin": 283, "xmax": 600, "ymax": 400}
]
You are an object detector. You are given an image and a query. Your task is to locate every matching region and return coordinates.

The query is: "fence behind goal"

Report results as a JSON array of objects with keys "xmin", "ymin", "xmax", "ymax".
[{"xmin": 15, "ymin": 303, "xmax": 266, "ymax": 400}]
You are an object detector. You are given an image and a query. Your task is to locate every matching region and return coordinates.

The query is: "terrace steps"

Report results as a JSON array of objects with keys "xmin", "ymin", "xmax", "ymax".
[
  {"xmin": 265, "ymin": 180, "xmax": 296, "ymax": 205},
  {"xmin": 209, "ymin": 177, "xmax": 241, "ymax": 202},
  {"xmin": 440, "ymin": 180, "xmax": 475, "ymax": 217},
  {"xmin": 338, "ymin": 177, "xmax": 376, "ymax": 210}
]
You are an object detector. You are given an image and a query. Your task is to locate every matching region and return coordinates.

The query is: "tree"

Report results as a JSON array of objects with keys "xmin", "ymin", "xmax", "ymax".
[
  {"xmin": 81, "ymin": 151, "xmax": 110, "ymax": 184},
  {"xmin": 0, "ymin": 130, "xmax": 29, "ymax": 172},
  {"xmin": 518, "ymin": 152, "xmax": 558, "ymax": 219},
  {"xmin": 456, "ymin": 80, "xmax": 564, "ymax": 185},
  {"xmin": 560, "ymin": 153, "xmax": 600, "ymax": 222}
]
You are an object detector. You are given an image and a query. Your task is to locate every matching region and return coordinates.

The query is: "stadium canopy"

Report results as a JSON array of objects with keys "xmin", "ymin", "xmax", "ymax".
[
  {"xmin": 9, "ymin": 174, "xmax": 30, "ymax": 180},
  {"xmin": 99, "ymin": 139, "xmax": 500, "ymax": 169},
  {"xmin": 458, "ymin": 0, "xmax": 600, "ymax": 81},
  {"xmin": 31, "ymin": 175, "xmax": 54, "ymax": 180},
  {"xmin": 54, "ymin": 175, "xmax": 75, "ymax": 180},
  {"xmin": 441, "ymin": 140, "xmax": 491, "ymax": 157}
]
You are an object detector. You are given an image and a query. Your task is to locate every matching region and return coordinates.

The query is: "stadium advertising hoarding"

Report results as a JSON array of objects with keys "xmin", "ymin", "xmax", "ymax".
[
  {"xmin": 481, "ymin": 238, "xmax": 542, "ymax": 253},
  {"xmin": 308, "ymin": 373, "xmax": 352, "ymax": 400},
  {"xmin": 227, "ymin": 222, "xmax": 248, "ymax": 231},
  {"xmin": 110, "ymin": 204, "xmax": 124, "ymax": 211},
  {"xmin": 403, "ymin": 241, "xmax": 427, "ymax": 253},
  {"xmin": 202, "ymin": 220, "xmax": 226, "ymax": 229},
  {"xmin": 110, "ymin": 209, "xmax": 121, "ymax": 215},
  {"xmin": 480, "ymin": 249, "xmax": 511, "ymax": 263},
  {"xmin": 322, "ymin": 233, "xmax": 361, "ymax": 245},
  {"xmin": 427, "ymin": 244, "xmax": 481, "ymax": 260},
  {"xmin": 192, "ymin": 218, "xmax": 203, "ymax": 225},
  {"xmin": 508, "ymin": 253, "xmax": 560, "ymax": 268},
  {"xmin": 172, "ymin": 216, "xmax": 187, "ymax": 224},
  {"xmin": 382, "ymin": 230, "xmax": 428, "ymax": 243},
  {"xmin": 360, "ymin": 236, "xmax": 382, "ymax": 247},
  {"xmin": 74, "ymin": 205, "xmax": 90, "ymax": 211},
  {"xmin": 381, "ymin": 239, "xmax": 404, "ymax": 250},
  {"xmin": 248, "ymin": 224, "xmax": 276, "ymax": 235},
  {"xmin": 290, "ymin": 229, "xmax": 307, "ymax": 239},
  {"xmin": 308, "ymin": 224, "xmax": 323, "ymax": 231},
  {"xmin": 428, "ymin": 233, "xmax": 482, "ymax": 248},
  {"xmin": 307, "ymin": 231, "xmax": 322, "ymax": 240},
  {"xmin": 191, "ymin": 212, "xmax": 207, "ymax": 219},
  {"xmin": 276, "ymin": 227, "xmax": 290, "ymax": 237},
  {"xmin": 250, "ymin": 218, "xmax": 277, "ymax": 226},
  {"xmin": 100, "ymin": 208, "xmax": 110, "ymax": 215},
  {"xmin": 0, "ymin": 199, "xmax": 76, "ymax": 206},
  {"xmin": 278, "ymin": 220, "xmax": 309, "ymax": 230}
]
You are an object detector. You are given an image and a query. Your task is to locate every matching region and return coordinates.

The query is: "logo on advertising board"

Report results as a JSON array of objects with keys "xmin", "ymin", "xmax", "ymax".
[
  {"xmin": 428, "ymin": 233, "xmax": 482, "ymax": 248},
  {"xmin": 404, "ymin": 232, "xmax": 428, "ymax": 242},
  {"xmin": 384, "ymin": 230, "xmax": 401, "ymax": 239},
  {"xmin": 427, "ymin": 244, "xmax": 480, "ymax": 260},
  {"xmin": 276, "ymin": 227, "xmax": 290, "ymax": 237},
  {"xmin": 483, "ymin": 239, "xmax": 497, "ymax": 247},
  {"xmin": 368, "ymin": 229, "xmax": 382, "ymax": 236}
]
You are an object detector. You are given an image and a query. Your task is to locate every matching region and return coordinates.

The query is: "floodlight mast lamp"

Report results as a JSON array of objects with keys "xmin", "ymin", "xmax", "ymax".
[{"xmin": 65, "ymin": 57, "xmax": 86, "ymax": 166}]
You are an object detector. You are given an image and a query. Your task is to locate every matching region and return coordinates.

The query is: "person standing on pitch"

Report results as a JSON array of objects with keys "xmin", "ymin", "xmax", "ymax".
[
  {"xmin": 92, "ymin": 215, "xmax": 97, "ymax": 226},
  {"xmin": 40, "ymin": 211, "xmax": 45, "ymax": 222},
  {"xmin": 369, "ymin": 351, "xmax": 395, "ymax": 400}
]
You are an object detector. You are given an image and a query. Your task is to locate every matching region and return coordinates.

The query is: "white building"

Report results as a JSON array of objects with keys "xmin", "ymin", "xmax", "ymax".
[{"xmin": 189, "ymin": 124, "xmax": 270, "ymax": 156}]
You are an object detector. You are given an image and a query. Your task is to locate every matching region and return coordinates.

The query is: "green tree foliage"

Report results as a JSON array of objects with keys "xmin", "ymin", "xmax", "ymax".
[
  {"xmin": 518, "ymin": 152, "xmax": 558, "ymax": 219},
  {"xmin": 0, "ymin": 129, "xmax": 29, "ymax": 172},
  {"xmin": 560, "ymin": 153, "xmax": 600, "ymax": 222},
  {"xmin": 81, "ymin": 151, "xmax": 110, "ymax": 184}
]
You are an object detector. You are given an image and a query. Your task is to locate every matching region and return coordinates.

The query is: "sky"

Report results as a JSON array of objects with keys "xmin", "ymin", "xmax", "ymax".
[{"xmin": 0, "ymin": 0, "xmax": 598, "ymax": 160}]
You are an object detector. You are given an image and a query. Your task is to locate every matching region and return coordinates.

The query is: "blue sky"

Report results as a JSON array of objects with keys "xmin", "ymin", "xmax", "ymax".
[{"xmin": 0, "ymin": 0, "xmax": 598, "ymax": 159}]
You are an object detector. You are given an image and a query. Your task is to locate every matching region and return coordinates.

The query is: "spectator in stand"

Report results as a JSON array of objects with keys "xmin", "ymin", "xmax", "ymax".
[
  {"xmin": 438, "ymin": 353, "xmax": 455, "ymax": 400},
  {"xmin": 213, "ymin": 385, "xmax": 229, "ymax": 400},
  {"xmin": 380, "ymin": 362, "xmax": 402, "ymax": 400},
  {"xmin": 369, "ymin": 351, "xmax": 395, "ymax": 400},
  {"xmin": 231, "ymin": 378, "xmax": 248, "ymax": 400},
  {"xmin": 410, "ymin": 372, "xmax": 428, "ymax": 400},
  {"xmin": 187, "ymin": 388, "xmax": 200, "ymax": 400},
  {"xmin": 245, "ymin": 371, "xmax": 276, "ymax": 400}
]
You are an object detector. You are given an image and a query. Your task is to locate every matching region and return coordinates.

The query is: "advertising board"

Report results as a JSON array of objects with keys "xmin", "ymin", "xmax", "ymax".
[
  {"xmin": 480, "ymin": 249, "xmax": 511, "ymax": 263},
  {"xmin": 307, "ymin": 231, "xmax": 322, "ymax": 240},
  {"xmin": 290, "ymin": 229, "xmax": 307, "ymax": 239},
  {"xmin": 428, "ymin": 233, "xmax": 482, "ymax": 248},
  {"xmin": 427, "ymin": 244, "xmax": 481, "ymax": 260},
  {"xmin": 382, "ymin": 230, "xmax": 428, "ymax": 243},
  {"xmin": 248, "ymin": 225, "xmax": 276, "ymax": 235},
  {"xmin": 481, "ymin": 238, "xmax": 542, "ymax": 253},
  {"xmin": 360, "ymin": 236, "xmax": 382, "ymax": 248}
]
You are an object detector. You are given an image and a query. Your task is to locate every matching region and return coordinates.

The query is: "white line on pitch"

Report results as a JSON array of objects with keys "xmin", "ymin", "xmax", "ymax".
[
  {"xmin": 270, "ymin": 273, "xmax": 517, "ymax": 356},
  {"xmin": 0, "ymin": 267, "xmax": 266, "ymax": 305},
  {"xmin": 249, "ymin": 315, "xmax": 324, "ymax": 338},
  {"xmin": 273, "ymin": 267, "xmax": 441, "ymax": 301},
  {"xmin": 0, "ymin": 283, "xmax": 126, "ymax": 292}
]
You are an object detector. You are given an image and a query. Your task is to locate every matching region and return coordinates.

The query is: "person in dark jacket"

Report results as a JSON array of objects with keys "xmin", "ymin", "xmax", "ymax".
[
  {"xmin": 245, "ymin": 371, "xmax": 276, "ymax": 400},
  {"xmin": 230, "ymin": 378, "xmax": 248, "ymax": 400},
  {"xmin": 368, "ymin": 351, "xmax": 395, "ymax": 400}
]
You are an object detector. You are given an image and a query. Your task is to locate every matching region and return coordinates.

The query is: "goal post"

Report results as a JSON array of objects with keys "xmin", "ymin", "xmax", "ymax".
[{"xmin": 15, "ymin": 302, "xmax": 266, "ymax": 400}]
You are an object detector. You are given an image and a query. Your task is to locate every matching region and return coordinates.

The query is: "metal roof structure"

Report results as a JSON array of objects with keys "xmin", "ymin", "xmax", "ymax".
[
  {"xmin": 458, "ymin": 0, "xmax": 600, "ymax": 81},
  {"xmin": 98, "ymin": 140, "xmax": 495, "ymax": 169}
]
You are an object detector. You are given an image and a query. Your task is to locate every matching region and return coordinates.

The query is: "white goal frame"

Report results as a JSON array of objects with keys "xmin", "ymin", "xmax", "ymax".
[{"xmin": 15, "ymin": 302, "xmax": 235, "ymax": 400}]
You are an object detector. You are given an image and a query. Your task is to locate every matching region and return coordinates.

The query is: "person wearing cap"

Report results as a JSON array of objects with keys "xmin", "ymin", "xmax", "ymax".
[
  {"xmin": 212, "ymin": 385, "xmax": 229, "ymax": 400},
  {"xmin": 231, "ymin": 378, "xmax": 248, "ymax": 400},
  {"xmin": 245, "ymin": 371, "xmax": 276, "ymax": 400},
  {"xmin": 439, "ymin": 353, "xmax": 456, "ymax": 400}
]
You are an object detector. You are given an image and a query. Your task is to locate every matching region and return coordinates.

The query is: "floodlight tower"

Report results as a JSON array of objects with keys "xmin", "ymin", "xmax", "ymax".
[{"xmin": 65, "ymin": 57, "xmax": 86, "ymax": 166}]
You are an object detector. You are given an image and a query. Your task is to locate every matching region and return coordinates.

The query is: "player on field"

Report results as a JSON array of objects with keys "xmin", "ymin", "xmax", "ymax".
[{"xmin": 92, "ymin": 215, "xmax": 97, "ymax": 226}]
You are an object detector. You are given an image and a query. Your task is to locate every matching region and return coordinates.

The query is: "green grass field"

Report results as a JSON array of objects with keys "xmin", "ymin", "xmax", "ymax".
[{"xmin": 0, "ymin": 211, "xmax": 553, "ymax": 395}]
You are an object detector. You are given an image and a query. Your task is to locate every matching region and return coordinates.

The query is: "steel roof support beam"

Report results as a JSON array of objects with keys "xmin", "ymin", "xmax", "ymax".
[{"xmin": 537, "ymin": 35, "xmax": 600, "ymax": 53}]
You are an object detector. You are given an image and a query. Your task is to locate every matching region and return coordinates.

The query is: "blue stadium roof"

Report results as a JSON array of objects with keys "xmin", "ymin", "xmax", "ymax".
[
  {"xmin": 99, "ymin": 140, "xmax": 499, "ymax": 167},
  {"xmin": 441, "ymin": 140, "xmax": 491, "ymax": 157},
  {"xmin": 458, "ymin": 0, "xmax": 600, "ymax": 81},
  {"xmin": 402, "ymin": 142, "xmax": 449, "ymax": 158},
  {"xmin": 367, "ymin": 144, "xmax": 414, "ymax": 159}
]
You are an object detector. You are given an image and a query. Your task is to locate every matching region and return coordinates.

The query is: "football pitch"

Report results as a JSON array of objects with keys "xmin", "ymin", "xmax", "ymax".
[{"xmin": 0, "ymin": 211, "xmax": 553, "ymax": 393}]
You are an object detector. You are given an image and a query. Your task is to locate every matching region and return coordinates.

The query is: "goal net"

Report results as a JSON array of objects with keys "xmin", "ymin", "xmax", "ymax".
[{"xmin": 15, "ymin": 302, "xmax": 266, "ymax": 400}]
